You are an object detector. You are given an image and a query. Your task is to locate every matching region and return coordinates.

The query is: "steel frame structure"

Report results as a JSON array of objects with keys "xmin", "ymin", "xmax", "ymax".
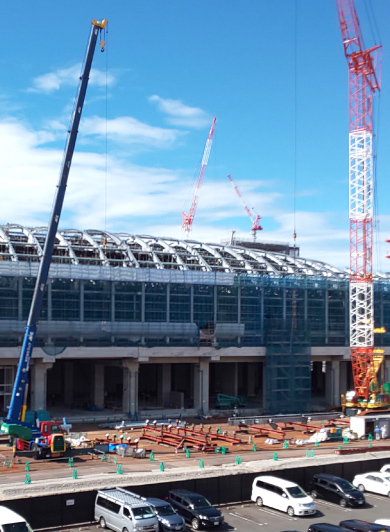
[{"xmin": 336, "ymin": 0, "xmax": 381, "ymax": 398}]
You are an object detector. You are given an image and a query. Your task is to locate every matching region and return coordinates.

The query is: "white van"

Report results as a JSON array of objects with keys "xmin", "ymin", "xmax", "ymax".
[
  {"xmin": 0, "ymin": 506, "xmax": 32, "ymax": 532},
  {"xmin": 251, "ymin": 475, "xmax": 316, "ymax": 517},
  {"xmin": 95, "ymin": 488, "xmax": 158, "ymax": 532}
]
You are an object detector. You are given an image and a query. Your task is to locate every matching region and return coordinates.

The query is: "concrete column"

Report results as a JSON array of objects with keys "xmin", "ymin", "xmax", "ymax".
[
  {"xmin": 161, "ymin": 364, "xmax": 172, "ymax": 404},
  {"xmin": 64, "ymin": 362, "xmax": 74, "ymax": 407},
  {"xmin": 122, "ymin": 360, "xmax": 139, "ymax": 416},
  {"xmin": 332, "ymin": 360, "xmax": 341, "ymax": 407},
  {"xmin": 339, "ymin": 361, "xmax": 348, "ymax": 399},
  {"xmin": 157, "ymin": 363, "xmax": 171, "ymax": 405},
  {"xmin": 324, "ymin": 360, "xmax": 341, "ymax": 407},
  {"xmin": 194, "ymin": 360, "xmax": 209, "ymax": 414},
  {"xmin": 94, "ymin": 364, "xmax": 105, "ymax": 409},
  {"xmin": 324, "ymin": 361, "xmax": 331, "ymax": 406},
  {"xmin": 262, "ymin": 361, "xmax": 267, "ymax": 409},
  {"xmin": 30, "ymin": 362, "xmax": 53, "ymax": 411},
  {"xmin": 234, "ymin": 362, "xmax": 239, "ymax": 397},
  {"xmin": 247, "ymin": 363, "xmax": 256, "ymax": 397}
]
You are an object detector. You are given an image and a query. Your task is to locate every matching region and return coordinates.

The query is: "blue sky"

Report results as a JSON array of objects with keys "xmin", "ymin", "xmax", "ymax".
[{"xmin": 1, "ymin": 1, "xmax": 390, "ymax": 270}]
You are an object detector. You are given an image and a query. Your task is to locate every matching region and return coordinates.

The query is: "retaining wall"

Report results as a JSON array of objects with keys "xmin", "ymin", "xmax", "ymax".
[{"xmin": 3, "ymin": 454, "xmax": 390, "ymax": 530}]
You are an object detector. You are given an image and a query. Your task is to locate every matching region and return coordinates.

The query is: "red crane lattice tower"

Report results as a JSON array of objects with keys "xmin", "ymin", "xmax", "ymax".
[
  {"xmin": 227, "ymin": 174, "xmax": 262, "ymax": 239},
  {"xmin": 336, "ymin": 0, "xmax": 382, "ymax": 398},
  {"xmin": 182, "ymin": 117, "xmax": 216, "ymax": 236}
]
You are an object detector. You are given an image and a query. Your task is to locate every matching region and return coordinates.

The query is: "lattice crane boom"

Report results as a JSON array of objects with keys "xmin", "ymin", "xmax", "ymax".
[
  {"xmin": 336, "ymin": 0, "xmax": 382, "ymax": 400},
  {"xmin": 182, "ymin": 117, "xmax": 216, "ymax": 236},
  {"xmin": 227, "ymin": 174, "xmax": 262, "ymax": 234}
]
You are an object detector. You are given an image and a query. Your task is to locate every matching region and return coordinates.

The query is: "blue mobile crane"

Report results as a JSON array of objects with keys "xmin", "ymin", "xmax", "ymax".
[{"xmin": 0, "ymin": 18, "xmax": 107, "ymax": 456}]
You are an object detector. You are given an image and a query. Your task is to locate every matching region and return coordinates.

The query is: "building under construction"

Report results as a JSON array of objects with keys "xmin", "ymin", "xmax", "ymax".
[{"xmin": 0, "ymin": 223, "xmax": 390, "ymax": 418}]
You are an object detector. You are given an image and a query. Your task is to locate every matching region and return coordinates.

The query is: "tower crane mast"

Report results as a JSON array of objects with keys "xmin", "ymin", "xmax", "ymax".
[
  {"xmin": 227, "ymin": 174, "xmax": 262, "ymax": 237},
  {"xmin": 336, "ymin": 0, "xmax": 382, "ymax": 402},
  {"xmin": 182, "ymin": 117, "xmax": 216, "ymax": 236}
]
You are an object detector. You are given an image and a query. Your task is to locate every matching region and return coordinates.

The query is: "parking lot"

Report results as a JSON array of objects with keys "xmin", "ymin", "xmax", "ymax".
[
  {"xmin": 41, "ymin": 492, "xmax": 390, "ymax": 532},
  {"xmin": 220, "ymin": 492, "xmax": 390, "ymax": 531}
]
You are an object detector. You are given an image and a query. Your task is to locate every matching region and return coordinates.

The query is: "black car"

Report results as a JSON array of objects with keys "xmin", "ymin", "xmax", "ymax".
[
  {"xmin": 339, "ymin": 520, "xmax": 390, "ymax": 532},
  {"xmin": 309, "ymin": 474, "xmax": 365, "ymax": 507},
  {"xmin": 308, "ymin": 525, "xmax": 350, "ymax": 532},
  {"xmin": 144, "ymin": 497, "xmax": 186, "ymax": 532},
  {"xmin": 167, "ymin": 489, "xmax": 224, "ymax": 530}
]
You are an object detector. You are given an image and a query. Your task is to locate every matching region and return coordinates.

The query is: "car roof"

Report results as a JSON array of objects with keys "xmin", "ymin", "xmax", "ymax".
[
  {"xmin": 310, "ymin": 523, "xmax": 350, "ymax": 532},
  {"xmin": 0, "ymin": 507, "xmax": 27, "ymax": 525},
  {"xmin": 313, "ymin": 474, "xmax": 346, "ymax": 482},
  {"xmin": 144, "ymin": 497, "xmax": 170, "ymax": 507},
  {"xmin": 340, "ymin": 519, "xmax": 390, "ymax": 531},
  {"xmin": 169, "ymin": 489, "xmax": 202, "ymax": 497},
  {"xmin": 358, "ymin": 471, "xmax": 390, "ymax": 478},
  {"xmin": 254, "ymin": 475, "xmax": 300, "ymax": 488}
]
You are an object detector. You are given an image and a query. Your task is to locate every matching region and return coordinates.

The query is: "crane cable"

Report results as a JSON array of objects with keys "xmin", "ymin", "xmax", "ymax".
[
  {"xmin": 103, "ymin": 23, "xmax": 108, "ymax": 248},
  {"xmin": 290, "ymin": 0, "xmax": 298, "ymax": 354}
]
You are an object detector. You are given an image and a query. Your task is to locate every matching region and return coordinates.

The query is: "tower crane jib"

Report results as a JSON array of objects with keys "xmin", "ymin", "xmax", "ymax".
[
  {"xmin": 227, "ymin": 174, "xmax": 262, "ymax": 238},
  {"xmin": 181, "ymin": 117, "xmax": 216, "ymax": 236}
]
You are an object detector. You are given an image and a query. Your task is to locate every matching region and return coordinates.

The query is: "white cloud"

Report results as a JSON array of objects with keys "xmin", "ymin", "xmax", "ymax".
[
  {"xmin": 81, "ymin": 116, "xmax": 182, "ymax": 148},
  {"xmin": 0, "ymin": 117, "xmax": 356, "ymax": 271},
  {"xmin": 149, "ymin": 95, "xmax": 211, "ymax": 128},
  {"xmin": 28, "ymin": 65, "xmax": 115, "ymax": 94}
]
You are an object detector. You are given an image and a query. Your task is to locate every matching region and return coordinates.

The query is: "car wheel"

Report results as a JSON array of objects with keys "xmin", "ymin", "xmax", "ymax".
[
  {"xmin": 99, "ymin": 517, "xmax": 106, "ymax": 529},
  {"xmin": 340, "ymin": 498, "xmax": 347, "ymax": 507},
  {"xmin": 311, "ymin": 489, "xmax": 318, "ymax": 499},
  {"xmin": 256, "ymin": 496, "xmax": 263, "ymax": 507},
  {"xmin": 358, "ymin": 484, "xmax": 365, "ymax": 492},
  {"xmin": 287, "ymin": 506, "xmax": 294, "ymax": 517},
  {"xmin": 191, "ymin": 517, "xmax": 200, "ymax": 530},
  {"xmin": 122, "ymin": 528, "xmax": 128, "ymax": 532}
]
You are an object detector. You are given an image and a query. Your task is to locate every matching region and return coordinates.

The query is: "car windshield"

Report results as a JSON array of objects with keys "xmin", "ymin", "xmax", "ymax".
[
  {"xmin": 286, "ymin": 486, "xmax": 307, "ymax": 498},
  {"xmin": 189, "ymin": 496, "xmax": 212, "ymax": 509},
  {"xmin": 155, "ymin": 504, "xmax": 175, "ymax": 516},
  {"xmin": 132, "ymin": 506, "xmax": 155, "ymax": 520},
  {"xmin": 337, "ymin": 479, "xmax": 355, "ymax": 491}
]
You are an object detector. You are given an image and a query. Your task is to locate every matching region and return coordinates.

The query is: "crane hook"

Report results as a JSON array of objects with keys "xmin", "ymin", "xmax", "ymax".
[{"xmin": 100, "ymin": 40, "xmax": 105, "ymax": 52}]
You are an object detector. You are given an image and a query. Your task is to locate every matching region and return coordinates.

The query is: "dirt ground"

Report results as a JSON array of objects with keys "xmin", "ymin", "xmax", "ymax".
[{"xmin": 0, "ymin": 416, "xmax": 388, "ymax": 482}]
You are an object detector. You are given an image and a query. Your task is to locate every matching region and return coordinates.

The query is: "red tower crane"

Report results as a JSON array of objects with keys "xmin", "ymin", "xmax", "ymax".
[
  {"xmin": 227, "ymin": 174, "xmax": 262, "ymax": 238},
  {"xmin": 336, "ymin": 0, "xmax": 382, "ymax": 403},
  {"xmin": 182, "ymin": 117, "xmax": 216, "ymax": 236}
]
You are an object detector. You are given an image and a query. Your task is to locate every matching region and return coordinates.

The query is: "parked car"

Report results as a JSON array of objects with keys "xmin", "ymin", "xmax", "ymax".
[
  {"xmin": 309, "ymin": 473, "xmax": 365, "ymax": 507},
  {"xmin": 0, "ymin": 506, "xmax": 32, "ymax": 532},
  {"xmin": 251, "ymin": 475, "xmax": 316, "ymax": 517},
  {"xmin": 352, "ymin": 472, "xmax": 390, "ymax": 497},
  {"xmin": 167, "ymin": 489, "xmax": 224, "ymax": 530},
  {"xmin": 141, "ymin": 497, "xmax": 186, "ymax": 532},
  {"xmin": 339, "ymin": 519, "xmax": 390, "ymax": 532},
  {"xmin": 307, "ymin": 524, "xmax": 350, "ymax": 532},
  {"xmin": 375, "ymin": 521, "xmax": 390, "ymax": 527},
  {"xmin": 380, "ymin": 465, "xmax": 390, "ymax": 474},
  {"xmin": 94, "ymin": 488, "xmax": 158, "ymax": 532}
]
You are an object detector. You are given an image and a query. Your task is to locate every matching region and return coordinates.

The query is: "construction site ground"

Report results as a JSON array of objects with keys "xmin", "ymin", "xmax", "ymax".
[{"xmin": 1, "ymin": 415, "xmax": 390, "ymax": 501}]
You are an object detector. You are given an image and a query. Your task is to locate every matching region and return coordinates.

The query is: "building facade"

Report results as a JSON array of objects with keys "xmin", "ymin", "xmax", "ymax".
[{"xmin": 0, "ymin": 224, "xmax": 390, "ymax": 417}]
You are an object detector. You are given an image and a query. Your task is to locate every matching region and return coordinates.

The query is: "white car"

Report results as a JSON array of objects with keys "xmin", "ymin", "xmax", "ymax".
[
  {"xmin": 352, "ymin": 472, "xmax": 390, "ymax": 497},
  {"xmin": 380, "ymin": 464, "xmax": 390, "ymax": 474},
  {"xmin": 376, "ymin": 520, "xmax": 390, "ymax": 526}
]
